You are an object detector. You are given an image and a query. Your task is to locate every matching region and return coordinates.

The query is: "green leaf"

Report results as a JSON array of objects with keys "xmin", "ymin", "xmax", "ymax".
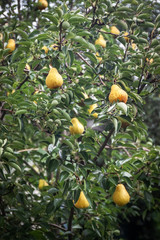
[
  {"xmin": 84, "ymin": 52, "xmax": 97, "ymax": 63},
  {"xmin": 17, "ymin": 62, "xmax": 26, "ymax": 77},
  {"xmin": 117, "ymin": 102, "xmax": 128, "ymax": 115},
  {"xmin": 117, "ymin": 7, "xmax": 133, "ymax": 12},
  {"xmin": 69, "ymin": 15, "xmax": 88, "ymax": 24},
  {"xmin": 42, "ymin": 13, "xmax": 58, "ymax": 25},
  {"xmin": 62, "ymin": 139, "xmax": 74, "ymax": 150},
  {"xmin": 15, "ymin": 109, "xmax": 27, "ymax": 115},
  {"xmin": 16, "ymin": 28, "xmax": 28, "ymax": 40},
  {"xmin": 8, "ymin": 162, "xmax": 21, "ymax": 172}
]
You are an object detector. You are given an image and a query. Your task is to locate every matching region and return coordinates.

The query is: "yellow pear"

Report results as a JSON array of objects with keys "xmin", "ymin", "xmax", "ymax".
[
  {"xmin": 74, "ymin": 191, "xmax": 90, "ymax": 209},
  {"xmin": 38, "ymin": 179, "xmax": 49, "ymax": 190},
  {"xmin": 38, "ymin": 0, "xmax": 48, "ymax": 10},
  {"xmin": 50, "ymin": 44, "xmax": 59, "ymax": 50},
  {"xmin": 82, "ymin": 92, "xmax": 88, "ymax": 99},
  {"xmin": 110, "ymin": 26, "xmax": 120, "ymax": 35},
  {"xmin": 88, "ymin": 104, "xmax": 98, "ymax": 118},
  {"xmin": 96, "ymin": 52, "xmax": 102, "ymax": 62},
  {"xmin": 42, "ymin": 46, "xmax": 49, "ymax": 54},
  {"xmin": 46, "ymin": 68, "xmax": 63, "ymax": 89},
  {"xmin": 25, "ymin": 63, "xmax": 30, "ymax": 71},
  {"xmin": 131, "ymin": 43, "xmax": 137, "ymax": 50},
  {"xmin": 69, "ymin": 118, "xmax": 84, "ymax": 135},
  {"xmin": 95, "ymin": 34, "xmax": 106, "ymax": 48},
  {"xmin": 6, "ymin": 39, "xmax": 16, "ymax": 52},
  {"xmin": 109, "ymin": 85, "xmax": 128, "ymax": 104},
  {"xmin": 146, "ymin": 58, "xmax": 153, "ymax": 64},
  {"xmin": 0, "ymin": 33, "xmax": 3, "ymax": 41},
  {"xmin": 123, "ymin": 32, "xmax": 129, "ymax": 42},
  {"xmin": 112, "ymin": 184, "xmax": 130, "ymax": 206}
]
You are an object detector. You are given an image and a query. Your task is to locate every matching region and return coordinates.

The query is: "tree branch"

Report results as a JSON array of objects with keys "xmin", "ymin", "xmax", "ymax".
[
  {"xmin": 16, "ymin": 75, "xmax": 30, "ymax": 90},
  {"xmin": 17, "ymin": 0, "xmax": 21, "ymax": 20},
  {"xmin": 49, "ymin": 222, "xmax": 67, "ymax": 232},
  {"xmin": 68, "ymin": 207, "xmax": 74, "ymax": 240},
  {"xmin": 75, "ymin": 52, "xmax": 105, "ymax": 85},
  {"xmin": 93, "ymin": 128, "xmax": 114, "ymax": 162},
  {"xmin": 137, "ymin": 61, "xmax": 146, "ymax": 94},
  {"xmin": 59, "ymin": 22, "xmax": 62, "ymax": 51},
  {"xmin": 123, "ymin": 42, "xmax": 130, "ymax": 62}
]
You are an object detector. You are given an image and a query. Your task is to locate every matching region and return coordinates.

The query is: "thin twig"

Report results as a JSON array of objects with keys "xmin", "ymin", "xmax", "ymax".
[
  {"xmin": 49, "ymin": 223, "xmax": 67, "ymax": 232},
  {"xmin": 93, "ymin": 128, "xmax": 114, "ymax": 162},
  {"xmin": 17, "ymin": 148, "xmax": 39, "ymax": 153},
  {"xmin": 59, "ymin": 22, "xmax": 62, "ymax": 51},
  {"xmin": 16, "ymin": 75, "xmax": 30, "ymax": 90},
  {"xmin": 23, "ymin": 160, "xmax": 40, "ymax": 176},
  {"xmin": 75, "ymin": 52, "xmax": 105, "ymax": 85},
  {"xmin": 123, "ymin": 42, "xmax": 130, "ymax": 62}
]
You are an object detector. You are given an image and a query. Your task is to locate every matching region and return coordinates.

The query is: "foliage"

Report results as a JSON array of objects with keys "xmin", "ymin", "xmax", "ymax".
[{"xmin": 0, "ymin": 0, "xmax": 160, "ymax": 239}]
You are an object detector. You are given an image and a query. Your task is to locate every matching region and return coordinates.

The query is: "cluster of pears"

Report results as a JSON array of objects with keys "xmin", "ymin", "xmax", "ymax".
[
  {"xmin": 42, "ymin": 44, "xmax": 59, "ymax": 54},
  {"xmin": 109, "ymin": 84, "xmax": 128, "ymax": 104},
  {"xmin": 110, "ymin": 26, "xmax": 129, "ymax": 42},
  {"xmin": 74, "ymin": 183, "xmax": 130, "ymax": 209},
  {"xmin": 6, "ymin": 39, "xmax": 16, "ymax": 53},
  {"xmin": 38, "ymin": 0, "xmax": 48, "ymax": 10}
]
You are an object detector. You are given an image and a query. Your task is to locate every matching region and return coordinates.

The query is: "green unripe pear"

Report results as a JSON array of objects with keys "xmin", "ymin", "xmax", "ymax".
[{"xmin": 62, "ymin": 21, "xmax": 70, "ymax": 30}]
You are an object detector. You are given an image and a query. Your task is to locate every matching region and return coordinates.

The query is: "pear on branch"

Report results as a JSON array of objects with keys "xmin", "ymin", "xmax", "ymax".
[
  {"xmin": 110, "ymin": 26, "xmax": 120, "ymax": 35},
  {"xmin": 74, "ymin": 191, "xmax": 90, "ymax": 209},
  {"xmin": 6, "ymin": 39, "xmax": 16, "ymax": 53},
  {"xmin": 112, "ymin": 184, "xmax": 130, "ymax": 206},
  {"xmin": 38, "ymin": 179, "xmax": 49, "ymax": 190},
  {"xmin": 46, "ymin": 68, "xmax": 63, "ymax": 89},
  {"xmin": 95, "ymin": 34, "xmax": 106, "ymax": 48},
  {"xmin": 42, "ymin": 46, "xmax": 49, "ymax": 54},
  {"xmin": 38, "ymin": 0, "xmax": 48, "ymax": 10},
  {"xmin": 88, "ymin": 104, "xmax": 98, "ymax": 118},
  {"xmin": 109, "ymin": 84, "xmax": 128, "ymax": 104},
  {"xmin": 69, "ymin": 118, "xmax": 84, "ymax": 135}
]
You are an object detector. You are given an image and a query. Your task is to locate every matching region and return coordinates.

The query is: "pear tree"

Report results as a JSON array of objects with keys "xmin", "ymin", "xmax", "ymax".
[{"xmin": 0, "ymin": 0, "xmax": 160, "ymax": 239}]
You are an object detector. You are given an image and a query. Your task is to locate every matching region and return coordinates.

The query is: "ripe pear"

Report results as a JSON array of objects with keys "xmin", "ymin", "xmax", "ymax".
[
  {"xmin": 131, "ymin": 43, "xmax": 137, "ymax": 50},
  {"xmin": 42, "ymin": 46, "xmax": 49, "ymax": 54},
  {"xmin": 25, "ymin": 64, "xmax": 30, "ymax": 71},
  {"xmin": 146, "ymin": 58, "xmax": 153, "ymax": 64},
  {"xmin": 50, "ymin": 44, "xmax": 59, "ymax": 50},
  {"xmin": 69, "ymin": 118, "xmax": 84, "ymax": 135},
  {"xmin": 88, "ymin": 104, "xmax": 98, "ymax": 118},
  {"xmin": 38, "ymin": 0, "xmax": 48, "ymax": 10},
  {"xmin": 0, "ymin": 33, "xmax": 3, "ymax": 41},
  {"xmin": 46, "ymin": 68, "xmax": 63, "ymax": 89},
  {"xmin": 123, "ymin": 32, "xmax": 129, "ymax": 42},
  {"xmin": 95, "ymin": 34, "xmax": 106, "ymax": 48},
  {"xmin": 74, "ymin": 191, "xmax": 90, "ymax": 209},
  {"xmin": 96, "ymin": 52, "xmax": 102, "ymax": 62},
  {"xmin": 112, "ymin": 184, "xmax": 130, "ymax": 206},
  {"xmin": 38, "ymin": 179, "xmax": 49, "ymax": 190},
  {"xmin": 6, "ymin": 39, "xmax": 16, "ymax": 52},
  {"xmin": 109, "ymin": 85, "xmax": 128, "ymax": 104},
  {"xmin": 110, "ymin": 26, "xmax": 120, "ymax": 35}
]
